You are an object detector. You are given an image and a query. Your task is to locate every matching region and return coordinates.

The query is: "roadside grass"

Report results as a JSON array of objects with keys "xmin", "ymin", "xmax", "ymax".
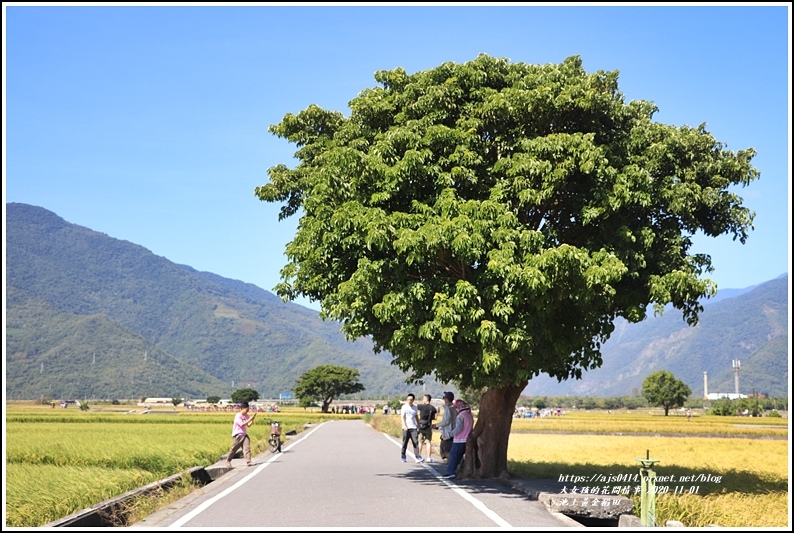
[
  {"xmin": 368, "ymin": 412, "xmax": 403, "ymax": 439},
  {"xmin": 653, "ymin": 491, "xmax": 788, "ymax": 528},
  {"xmin": 119, "ymin": 476, "xmax": 198, "ymax": 526},
  {"xmin": 5, "ymin": 464, "xmax": 160, "ymax": 527}
]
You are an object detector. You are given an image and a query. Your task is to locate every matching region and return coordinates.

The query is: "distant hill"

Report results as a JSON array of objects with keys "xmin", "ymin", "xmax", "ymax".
[
  {"xmin": 5, "ymin": 203, "xmax": 448, "ymax": 401},
  {"xmin": 526, "ymin": 273, "xmax": 789, "ymax": 398},
  {"xmin": 5, "ymin": 202, "xmax": 788, "ymax": 401}
]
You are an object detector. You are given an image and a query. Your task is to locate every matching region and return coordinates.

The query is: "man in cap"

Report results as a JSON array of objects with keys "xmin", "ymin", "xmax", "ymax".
[{"xmin": 433, "ymin": 391, "xmax": 457, "ymax": 461}]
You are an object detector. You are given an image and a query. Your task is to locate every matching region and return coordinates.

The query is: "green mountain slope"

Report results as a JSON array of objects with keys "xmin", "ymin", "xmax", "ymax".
[
  {"xmin": 5, "ymin": 203, "xmax": 445, "ymax": 400},
  {"xmin": 5, "ymin": 286, "xmax": 230, "ymax": 400}
]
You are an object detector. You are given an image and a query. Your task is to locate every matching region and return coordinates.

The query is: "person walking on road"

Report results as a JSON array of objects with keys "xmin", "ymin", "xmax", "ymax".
[
  {"xmin": 417, "ymin": 394, "xmax": 438, "ymax": 463},
  {"xmin": 400, "ymin": 393, "xmax": 422, "ymax": 463},
  {"xmin": 225, "ymin": 402, "xmax": 257, "ymax": 467},
  {"xmin": 433, "ymin": 391, "xmax": 457, "ymax": 461},
  {"xmin": 443, "ymin": 399, "xmax": 474, "ymax": 479}
]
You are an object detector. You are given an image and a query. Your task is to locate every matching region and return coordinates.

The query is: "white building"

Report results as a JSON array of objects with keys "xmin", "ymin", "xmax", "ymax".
[{"xmin": 706, "ymin": 393, "xmax": 748, "ymax": 400}]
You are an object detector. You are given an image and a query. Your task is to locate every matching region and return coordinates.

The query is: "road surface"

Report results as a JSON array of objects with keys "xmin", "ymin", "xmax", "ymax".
[{"xmin": 132, "ymin": 419, "xmax": 576, "ymax": 528}]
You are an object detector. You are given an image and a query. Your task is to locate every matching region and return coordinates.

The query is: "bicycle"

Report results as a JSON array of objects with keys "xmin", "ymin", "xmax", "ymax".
[{"xmin": 264, "ymin": 419, "xmax": 282, "ymax": 453}]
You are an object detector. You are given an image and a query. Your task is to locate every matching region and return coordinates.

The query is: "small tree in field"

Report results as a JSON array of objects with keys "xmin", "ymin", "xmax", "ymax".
[
  {"xmin": 257, "ymin": 54, "xmax": 759, "ymax": 479},
  {"xmin": 293, "ymin": 365, "xmax": 365, "ymax": 413},
  {"xmin": 171, "ymin": 397, "xmax": 182, "ymax": 408},
  {"xmin": 642, "ymin": 370, "xmax": 692, "ymax": 415},
  {"xmin": 231, "ymin": 388, "xmax": 260, "ymax": 404}
]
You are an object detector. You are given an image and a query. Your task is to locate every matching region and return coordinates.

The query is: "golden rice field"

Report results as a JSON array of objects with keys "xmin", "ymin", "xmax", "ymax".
[
  {"xmin": 4, "ymin": 402, "xmax": 790, "ymax": 528},
  {"xmin": 508, "ymin": 433, "xmax": 788, "ymax": 527},
  {"xmin": 509, "ymin": 408, "xmax": 789, "ymax": 437}
]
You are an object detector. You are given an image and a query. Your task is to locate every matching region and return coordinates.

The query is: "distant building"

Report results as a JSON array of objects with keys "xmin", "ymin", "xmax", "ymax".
[
  {"xmin": 138, "ymin": 397, "xmax": 176, "ymax": 406},
  {"xmin": 706, "ymin": 393, "xmax": 747, "ymax": 400}
]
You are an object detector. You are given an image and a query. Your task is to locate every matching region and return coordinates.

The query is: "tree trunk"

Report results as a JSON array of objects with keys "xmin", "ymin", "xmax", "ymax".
[{"xmin": 461, "ymin": 381, "xmax": 527, "ymax": 480}]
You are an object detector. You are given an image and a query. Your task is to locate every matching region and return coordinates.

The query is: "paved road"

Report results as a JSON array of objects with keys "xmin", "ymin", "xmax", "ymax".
[{"xmin": 132, "ymin": 419, "xmax": 576, "ymax": 528}]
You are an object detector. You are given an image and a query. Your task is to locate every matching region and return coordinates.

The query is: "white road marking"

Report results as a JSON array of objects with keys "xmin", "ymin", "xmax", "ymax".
[
  {"xmin": 169, "ymin": 422, "xmax": 328, "ymax": 527},
  {"xmin": 171, "ymin": 422, "xmax": 511, "ymax": 528},
  {"xmin": 383, "ymin": 432, "xmax": 512, "ymax": 527}
]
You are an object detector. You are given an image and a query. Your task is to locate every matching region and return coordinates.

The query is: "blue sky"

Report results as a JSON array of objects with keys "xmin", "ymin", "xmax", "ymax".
[{"xmin": 3, "ymin": 3, "xmax": 791, "ymax": 312}]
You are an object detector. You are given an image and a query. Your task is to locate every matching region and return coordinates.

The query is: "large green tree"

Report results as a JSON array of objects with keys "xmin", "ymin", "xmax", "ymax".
[
  {"xmin": 256, "ymin": 54, "xmax": 758, "ymax": 478},
  {"xmin": 293, "ymin": 365, "xmax": 365, "ymax": 413},
  {"xmin": 642, "ymin": 370, "xmax": 692, "ymax": 416}
]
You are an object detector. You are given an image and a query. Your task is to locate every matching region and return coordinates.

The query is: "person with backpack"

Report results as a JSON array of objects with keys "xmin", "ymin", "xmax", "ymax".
[{"xmin": 416, "ymin": 394, "xmax": 438, "ymax": 462}]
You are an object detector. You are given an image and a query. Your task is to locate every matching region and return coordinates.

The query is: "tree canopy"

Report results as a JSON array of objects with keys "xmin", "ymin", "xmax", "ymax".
[
  {"xmin": 293, "ymin": 365, "xmax": 365, "ymax": 413},
  {"xmin": 231, "ymin": 388, "xmax": 260, "ymax": 404},
  {"xmin": 642, "ymin": 370, "xmax": 692, "ymax": 415},
  {"xmin": 256, "ymin": 54, "xmax": 758, "ymax": 477}
]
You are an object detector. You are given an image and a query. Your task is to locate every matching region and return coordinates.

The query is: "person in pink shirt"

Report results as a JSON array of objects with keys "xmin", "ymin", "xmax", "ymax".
[
  {"xmin": 442, "ymin": 399, "xmax": 474, "ymax": 479},
  {"xmin": 225, "ymin": 402, "xmax": 257, "ymax": 467}
]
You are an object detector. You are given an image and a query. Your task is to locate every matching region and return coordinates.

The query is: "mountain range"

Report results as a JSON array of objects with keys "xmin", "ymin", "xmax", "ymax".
[
  {"xmin": 526, "ymin": 273, "xmax": 789, "ymax": 398},
  {"xmin": 4, "ymin": 202, "xmax": 789, "ymax": 401}
]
